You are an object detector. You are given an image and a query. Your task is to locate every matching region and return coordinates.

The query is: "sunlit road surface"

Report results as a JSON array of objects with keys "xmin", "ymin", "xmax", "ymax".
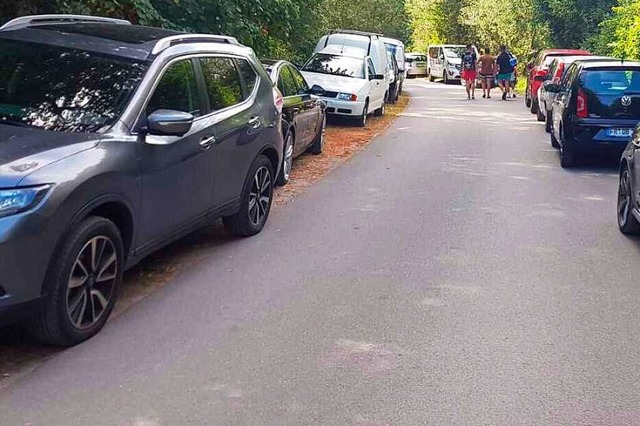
[{"xmin": 2, "ymin": 80, "xmax": 640, "ymax": 425}]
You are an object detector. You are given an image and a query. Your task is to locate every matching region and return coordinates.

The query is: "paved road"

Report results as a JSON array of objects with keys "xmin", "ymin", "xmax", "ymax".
[{"xmin": 3, "ymin": 80, "xmax": 640, "ymax": 425}]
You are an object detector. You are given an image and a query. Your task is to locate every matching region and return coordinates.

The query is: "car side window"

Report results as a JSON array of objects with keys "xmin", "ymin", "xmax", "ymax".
[
  {"xmin": 288, "ymin": 66, "xmax": 309, "ymax": 94},
  {"xmin": 367, "ymin": 59, "xmax": 376, "ymax": 77},
  {"xmin": 146, "ymin": 59, "xmax": 202, "ymax": 117},
  {"xmin": 236, "ymin": 59, "xmax": 257, "ymax": 98},
  {"xmin": 278, "ymin": 66, "xmax": 298, "ymax": 97},
  {"xmin": 199, "ymin": 57, "xmax": 244, "ymax": 111},
  {"xmin": 560, "ymin": 63, "xmax": 577, "ymax": 88}
]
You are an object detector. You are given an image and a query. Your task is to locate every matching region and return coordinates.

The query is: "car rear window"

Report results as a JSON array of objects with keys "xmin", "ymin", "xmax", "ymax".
[
  {"xmin": 407, "ymin": 55, "xmax": 427, "ymax": 63},
  {"xmin": 579, "ymin": 69, "xmax": 640, "ymax": 95},
  {"xmin": 0, "ymin": 38, "xmax": 148, "ymax": 133}
]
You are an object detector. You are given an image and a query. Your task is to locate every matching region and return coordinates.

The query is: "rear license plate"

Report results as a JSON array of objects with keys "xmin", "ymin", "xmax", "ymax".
[{"xmin": 607, "ymin": 128, "xmax": 633, "ymax": 138}]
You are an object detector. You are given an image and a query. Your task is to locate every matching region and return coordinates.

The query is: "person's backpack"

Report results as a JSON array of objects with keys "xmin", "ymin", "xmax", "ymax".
[{"xmin": 508, "ymin": 52, "xmax": 518, "ymax": 67}]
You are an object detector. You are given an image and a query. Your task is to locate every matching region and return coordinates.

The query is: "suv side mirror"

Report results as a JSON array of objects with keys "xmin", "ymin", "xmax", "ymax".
[
  {"xmin": 147, "ymin": 109, "xmax": 194, "ymax": 136},
  {"xmin": 310, "ymin": 84, "xmax": 326, "ymax": 96},
  {"xmin": 370, "ymin": 74, "xmax": 385, "ymax": 81}
]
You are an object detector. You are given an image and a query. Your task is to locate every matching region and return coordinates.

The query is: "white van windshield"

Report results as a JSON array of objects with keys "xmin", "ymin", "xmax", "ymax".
[
  {"xmin": 444, "ymin": 47, "xmax": 465, "ymax": 58},
  {"xmin": 303, "ymin": 53, "xmax": 365, "ymax": 79}
]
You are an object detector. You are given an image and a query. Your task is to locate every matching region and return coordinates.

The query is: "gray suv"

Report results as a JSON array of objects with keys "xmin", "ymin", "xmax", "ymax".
[{"xmin": 0, "ymin": 15, "xmax": 283, "ymax": 345}]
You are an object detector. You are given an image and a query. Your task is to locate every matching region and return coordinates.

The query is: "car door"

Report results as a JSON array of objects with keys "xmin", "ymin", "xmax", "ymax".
[
  {"xmin": 278, "ymin": 65, "xmax": 306, "ymax": 145},
  {"xmin": 200, "ymin": 56, "xmax": 265, "ymax": 209},
  {"xmin": 367, "ymin": 57, "xmax": 384, "ymax": 109},
  {"xmin": 288, "ymin": 65, "xmax": 322, "ymax": 153},
  {"xmin": 553, "ymin": 64, "xmax": 579, "ymax": 141},
  {"xmin": 137, "ymin": 58, "xmax": 215, "ymax": 249}
]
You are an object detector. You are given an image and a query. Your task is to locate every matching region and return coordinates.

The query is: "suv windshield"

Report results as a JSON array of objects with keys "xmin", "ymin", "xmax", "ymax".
[
  {"xmin": 580, "ymin": 69, "xmax": 640, "ymax": 95},
  {"xmin": 303, "ymin": 54, "xmax": 365, "ymax": 79},
  {"xmin": 444, "ymin": 47, "xmax": 465, "ymax": 58},
  {"xmin": 0, "ymin": 38, "xmax": 148, "ymax": 133}
]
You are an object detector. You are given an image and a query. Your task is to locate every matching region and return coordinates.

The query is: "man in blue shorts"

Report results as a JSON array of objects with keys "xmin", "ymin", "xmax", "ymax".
[{"xmin": 496, "ymin": 45, "xmax": 514, "ymax": 100}]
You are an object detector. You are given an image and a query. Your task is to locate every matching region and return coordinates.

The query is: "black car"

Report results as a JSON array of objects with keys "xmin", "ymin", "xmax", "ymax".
[
  {"xmin": 547, "ymin": 60, "xmax": 640, "ymax": 168},
  {"xmin": 0, "ymin": 15, "xmax": 283, "ymax": 345},
  {"xmin": 263, "ymin": 60, "xmax": 326, "ymax": 185},
  {"xmin": 618, "ymin": 132, "xmax": 640, "ymax": 234}
]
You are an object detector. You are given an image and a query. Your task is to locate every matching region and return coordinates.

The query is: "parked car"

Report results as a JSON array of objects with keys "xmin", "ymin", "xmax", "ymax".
[
  {"xmin": 263, "ymin": 60, "xmax": 327, "ymax": 185},
  {"xmin": 525, "ymin": 48, "xmax": 591, "ymax": 114},
  {"xmin": 381, "ymin": 36, "xmax": 406, "ymax": 94},
  {"xmin": 314, "ymin": 30, "xmax": 391, "ymax": 90},
  {"xmin": 406, "ymin": 52, "xmax": 428, "ymax": 78},
  {"xmin": 0, "ymin": 14, "xmax": 283, "ymax": 345},
  {"xmin": 539, "ymin": 56, "xmax": 612, "ymax": 130},
  {"xmin": 301, "ymin": 45, "xmax": 387, "ymax": 127},
  {"xmin": 386, "ymin": 53, "xmax": 401, "ymax": 103},
  {"xmin": 427, "ymin": 44, "xmax": 479, "ymax": 84},
  {"xmin": 618, "ymin": 126, "xmax": 640, "ymax": 234},
  {"xmin": 547, "ymin": 60, "xmax": 640, "ymax": 168}
]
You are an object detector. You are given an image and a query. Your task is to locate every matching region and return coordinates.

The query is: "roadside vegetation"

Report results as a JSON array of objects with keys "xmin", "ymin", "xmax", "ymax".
[{"xmin": 3, "ymin": 1, "xmax": 638, "ymax": 65}]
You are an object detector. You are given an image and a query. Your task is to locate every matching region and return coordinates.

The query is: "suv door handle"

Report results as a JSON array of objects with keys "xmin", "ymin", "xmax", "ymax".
[
  {"xmin": 199, "ymin": 135, "xmax": 216, "ymax": 150},
  {"xmin": 248, "ymin": 116, "xmax": 262, "ymax": 129}
]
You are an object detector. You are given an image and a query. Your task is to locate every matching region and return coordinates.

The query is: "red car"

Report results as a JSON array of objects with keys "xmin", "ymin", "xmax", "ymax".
[{"xmin": 525, "ymin": 49, "xmax": 591, "ymax": 114}]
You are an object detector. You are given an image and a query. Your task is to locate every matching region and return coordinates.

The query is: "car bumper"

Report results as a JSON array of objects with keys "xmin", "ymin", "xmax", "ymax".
[
  {"xmin": 447, "ymin": 69, "xmax": 462, "ymax": 80},
  {"xmin": 407, "ymin": 68, "xmax": 427, "ymax": 76},
  {"xmin": 0, "ymin": 209, "xmax": 58, "ymax": 325},
  {"xmin": 569, "ymin": 119, "xmax": 640, "ymax": 152},
  {"xmin": 321, "ymin": 98, "xmax": 366, "ymax": 117}
]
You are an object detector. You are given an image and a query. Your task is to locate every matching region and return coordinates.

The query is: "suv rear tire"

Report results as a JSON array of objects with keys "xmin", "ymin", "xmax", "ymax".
[
  {"xmin": 28, "ymin": 217, "xmax": 124, "ymax": 346},
  {"xmin": 560, "ymin": 132, "xmax": 576, "ymax": 168},
  {"xmin": 309, "ymin": 115, "xmax": 326, "ymax": 155},
  {"xmin": 356, "ymin": 101, "xmax": 368, "ymax": 127},
  {"xmin": 525, "ymin": 85, "xmax": 532, "ymax": 108},
  {"xmin": 223, "ymin": 155, "xmax": 274, "ymax": 237},
  {"xmin": 531, "ymin": 98, "xmax": 539, "ymax": 114}
]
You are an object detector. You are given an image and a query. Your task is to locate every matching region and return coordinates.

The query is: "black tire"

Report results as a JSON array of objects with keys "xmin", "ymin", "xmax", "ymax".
[
  {"xmin": 537, "ymin": 106, "xmax": 545, "ymax": 122},
  {"xmin": 443, "ymin": 71, "xmax": 449, "ymax": 85},
  {"xmin": 428, "ymin": 72, "xmax": 435, "ymax": 82},
  {"xmin": 550, "ymin": 126, "xmax": 560, "ymax": 148},
  {"xmin": 223, "ymin": 155, "xmax": 274, "ymax": 237},
  {"xmin": 525, "ymin": 84, "xmax": 532, "ymax": 108},
  {"xmin": 309, "ymin": 114, "xmax": 326, "ymax": 155},
  {"xmin": 276, "ymin": 131, "xmax": 294, "ymax": 186},
  {"xmin": 618, "ymin": 166, "xmax": 640, "ymax": 234},
  {"xmin": 559, "ymin": 131, "xmax": 576, "ymax": 168},
  {"xmin": 545, "ymin": 112, "xmax": 552, "ymax": 133},
  {"xmin": 531, "ymin": 97, "xmax": 539, "ymax": 114},
  {"xmin": 374, "ymin": 98, "xmax": 386, "ymax": 117},
  {"xmin": 356, "ymin": 101, "xmax": 369, "ymax": 127},
  {"xmin": 28, "ymin": 217, "xmax": 124, "ymax": 346}
]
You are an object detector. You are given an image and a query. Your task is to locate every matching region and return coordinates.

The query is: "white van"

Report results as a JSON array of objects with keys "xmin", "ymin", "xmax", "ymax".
[
  {"xmin": 314, "ymin": 30, "xmax": 391, "ymax": 96},
  {"xmin": 381, "ymin": 36, "xmax": 406, "ymax": 95},
  {"xmin": 428, "ymin": 44, "xmax": 479, "ymax": 84}
]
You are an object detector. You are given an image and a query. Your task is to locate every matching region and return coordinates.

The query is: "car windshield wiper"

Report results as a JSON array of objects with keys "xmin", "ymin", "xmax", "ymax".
[{"xmin": 0, "ymin": 118, "xmax": 36, "ymax": 129}]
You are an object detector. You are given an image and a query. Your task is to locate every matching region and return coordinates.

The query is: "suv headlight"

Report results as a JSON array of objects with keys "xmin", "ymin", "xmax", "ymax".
[
  {"xmin": 0, "ymin": 185, "xmax": 50, "ymax": 218},
  {"xmin": 337, "ymin": 93, "xmax": 357, "ymax": 101}
]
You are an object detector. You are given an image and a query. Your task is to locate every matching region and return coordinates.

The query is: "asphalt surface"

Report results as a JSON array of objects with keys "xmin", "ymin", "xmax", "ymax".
[{"xmin": 2, "ymin": 80, "xmax": 640, "ymax": 425}]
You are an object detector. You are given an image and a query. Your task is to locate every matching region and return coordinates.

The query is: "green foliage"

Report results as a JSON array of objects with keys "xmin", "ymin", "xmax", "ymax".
[{"xmin": 590, "ymin": 0, "xmax": 640, "ymax": 60}]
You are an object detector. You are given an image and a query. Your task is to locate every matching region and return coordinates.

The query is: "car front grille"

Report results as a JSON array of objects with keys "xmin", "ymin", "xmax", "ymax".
[
  {"xmin": 337, "ymin": 108, "xmax": 352, "ymax": 114},
  {"xmin": 326, "ymin": 107, "xmax": 336, "ymax": 113}
]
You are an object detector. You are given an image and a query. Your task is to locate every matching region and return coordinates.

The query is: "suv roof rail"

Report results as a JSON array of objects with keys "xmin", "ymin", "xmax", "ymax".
[
  {"xmin": 328, "ymin": 29, "xmax": 383, "ymax": 38},
  {"xmin": 0, "ymin": 14, "xmax": 131, "ymax": 31},
  {"xmin": 152, "ymin": 34, "xmax": 239, "ymax": 55}
]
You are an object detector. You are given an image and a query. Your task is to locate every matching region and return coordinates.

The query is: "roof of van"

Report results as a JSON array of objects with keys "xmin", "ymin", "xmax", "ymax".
[{"xmin": 380, "ymin": 36, "xmax": 404, "ymax": 46}]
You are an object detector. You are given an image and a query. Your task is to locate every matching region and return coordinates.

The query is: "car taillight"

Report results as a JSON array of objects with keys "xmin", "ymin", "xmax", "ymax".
[
  {"xmin": 273, "ymin": 87, "xmax": 284, "ymax": 113},
  {"xmin": 577, "ymin": 89, "xmax": 588, "ymax": 118}
]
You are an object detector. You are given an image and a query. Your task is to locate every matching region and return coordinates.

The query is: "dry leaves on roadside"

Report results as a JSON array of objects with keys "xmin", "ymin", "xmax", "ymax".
[{"xmin": 274, "ymin": 94, "xmax": 409, "ymax": 205}]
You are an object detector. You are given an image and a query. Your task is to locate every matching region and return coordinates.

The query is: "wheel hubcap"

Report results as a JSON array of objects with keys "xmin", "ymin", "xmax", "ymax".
[
  {"xmin": 619, "ymin": 171, "xmax": 632, "ymax": 225},
  {"xmin": 283, "ymin": 134, "xmax": 294, "ymax": 181},
  {"xmin": 66, "ymin": 236, "xmax": 118, "ymax": 330},
  {"xmin": 249, "ymin": 166, "xmax": 272, "ymax": 226}
]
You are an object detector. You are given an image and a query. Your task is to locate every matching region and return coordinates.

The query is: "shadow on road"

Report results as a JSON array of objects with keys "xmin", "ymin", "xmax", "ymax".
[{"xmin": 0, "ymin": 222, "xmax": 237, "ymax": 388}]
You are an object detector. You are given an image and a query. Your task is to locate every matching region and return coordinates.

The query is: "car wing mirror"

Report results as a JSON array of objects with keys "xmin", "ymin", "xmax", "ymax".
[
  {"xmin": 310, "ymin": 84, "xmax": 326, "ymax": 96},
  {"xmin": 371, "ymin": 74, "xmax": 385, "ymax": 80},
  {"xmin": 146, "ymin": 109, "xmax": 194, "ymax": 137}
]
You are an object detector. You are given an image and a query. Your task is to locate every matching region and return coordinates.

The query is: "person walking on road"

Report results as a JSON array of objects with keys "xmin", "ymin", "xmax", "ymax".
[
  {"xmin": 496, "ymin": 45, "xmax": 515, "ymax": 100},
  {"xmin": 478, "ymin": 48, "xmax": 496, "ymax": 99},
  {"xmin": 461, "ymin": 44, "xmax": 478, "ymax": 100}
]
